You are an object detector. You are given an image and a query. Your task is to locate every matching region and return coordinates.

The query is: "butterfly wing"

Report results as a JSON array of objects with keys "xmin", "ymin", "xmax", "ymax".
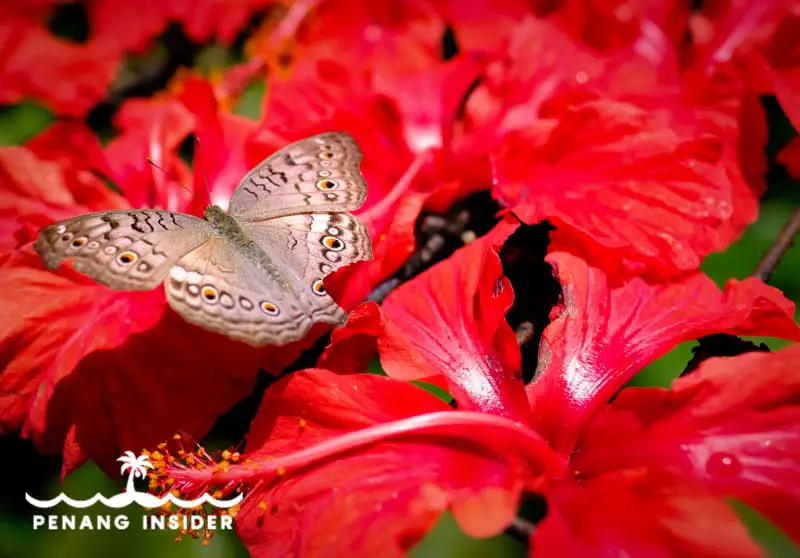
[
  {"xmin": 240, "ymin": 212, "xmax": 372, "ymax": 322},
  {"xmin": 164, "ymin": 236, "xmax": 343, "ymax": 346},
  {"xmin": 227, "ymin": 132, "xmax": 368, "ymax": 221},
  {"xmin": 35, "ymin": 210, "xmax": 214, "ymax": 291}
]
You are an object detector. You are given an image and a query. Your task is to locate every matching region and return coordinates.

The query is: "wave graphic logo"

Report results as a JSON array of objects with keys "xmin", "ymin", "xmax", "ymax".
[{"xmin": 25, "ymin": 450, "xmax": 243, "ymax": 510}]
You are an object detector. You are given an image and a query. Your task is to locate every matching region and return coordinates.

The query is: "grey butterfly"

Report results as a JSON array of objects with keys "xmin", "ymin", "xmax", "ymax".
[{"xmin": 34, "ymin": 132, "xmax": 373, "ymax": 346}]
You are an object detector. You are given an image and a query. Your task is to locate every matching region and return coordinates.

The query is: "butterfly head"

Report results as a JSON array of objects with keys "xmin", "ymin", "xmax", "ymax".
[{"xmin": 203, "ymin": 205, "xmax": 241, "ymax": 235}]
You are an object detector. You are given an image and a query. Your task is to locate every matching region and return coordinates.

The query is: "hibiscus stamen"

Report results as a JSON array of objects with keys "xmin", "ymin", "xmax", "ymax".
[{"xmin": 150, "ymin": 411, "xmax": 563, "ymax": 504}]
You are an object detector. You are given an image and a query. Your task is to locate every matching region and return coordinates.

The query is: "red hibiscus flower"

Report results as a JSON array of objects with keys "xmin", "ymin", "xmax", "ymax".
[
  {"xmin": 149, "ymin": 225, "xmax": 800, "ymax": 556},
  {"xmin": 0, "ymin": 79, "xmax": 325, "ymax": 475},
  {"xmin": 0, "ymin": 0, "xmax": 284, "ymax": 115},
  {"xmin": 453, "ymin": 14, "xmax": 767, "ymax": 280}
]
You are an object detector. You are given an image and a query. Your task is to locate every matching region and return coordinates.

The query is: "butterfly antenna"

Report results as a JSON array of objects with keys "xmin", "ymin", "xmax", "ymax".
[
  {"xmin": 194, "ymin": 136, "xmax": 213, "ymax": 208},
  {"xmin": 145, "ymin": 157, "xmax": 193, "ymax": 196}
]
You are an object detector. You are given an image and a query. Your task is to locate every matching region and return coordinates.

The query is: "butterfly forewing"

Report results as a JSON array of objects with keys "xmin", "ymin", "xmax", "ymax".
[
  {"xmin": 34, "ymin": 210, "xmax": 213, "ymax": 291},
  {"xmin": 227, "ymin": 132, "xmax": 368, "ymax": 220}
]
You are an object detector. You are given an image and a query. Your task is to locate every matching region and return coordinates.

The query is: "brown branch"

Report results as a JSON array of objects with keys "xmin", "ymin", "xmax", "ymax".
[{"xmin": 752, "ymin": 202, "xmax": 800, "ymax": 283}]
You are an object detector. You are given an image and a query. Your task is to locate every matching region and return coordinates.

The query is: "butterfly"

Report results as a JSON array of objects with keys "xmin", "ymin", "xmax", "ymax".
[{"xmin": 34, "ymin": 132, "xmax": 373, "ymax": 347}]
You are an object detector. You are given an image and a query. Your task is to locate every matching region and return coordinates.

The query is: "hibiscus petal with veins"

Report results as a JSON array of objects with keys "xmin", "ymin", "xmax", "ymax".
[
  {"xmin": 492, "ymin": 98, "xmax": 744, "ymax": 278},
  {"xmin": 574, "ymin": 345, "xmax": 800, "ymax": 543},
  {"xmin": 530, "ymin": 251, "xmax": 800, "ymax": 455}
]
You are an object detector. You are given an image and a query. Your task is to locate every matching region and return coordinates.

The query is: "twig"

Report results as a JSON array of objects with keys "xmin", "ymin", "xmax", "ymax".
[{"xmin": 752, "ymin": 202, "xmax": 800, "ymax": 283}]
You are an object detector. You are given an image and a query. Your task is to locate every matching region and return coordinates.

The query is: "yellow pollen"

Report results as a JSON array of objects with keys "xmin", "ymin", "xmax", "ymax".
[
  {"xmin": 231, "ymin": 452, "xmax": 240, "ymax": 462},
  {"xmin": 222, "ymin": 450, "xmax": 232, "ymax": 460},
  {"xmin": 258, "ymin": 501, "xmax": 268, "ymax": 511},
  {"xmin": 277, "ymin": 467, "xmax": 286, "ymax": 476},
  {"xmin": 299, "ymin": 418, "xmax": 308, "ymax": 428}
]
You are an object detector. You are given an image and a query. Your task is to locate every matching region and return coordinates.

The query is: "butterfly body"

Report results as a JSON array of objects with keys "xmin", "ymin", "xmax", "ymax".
[
  {"xmin": 34, "ymin": 132, "xmax": 372, "ymax": 346},
  {"xmin": 202, "ymin": 204, "xmax": 289, "ymax": 289}
]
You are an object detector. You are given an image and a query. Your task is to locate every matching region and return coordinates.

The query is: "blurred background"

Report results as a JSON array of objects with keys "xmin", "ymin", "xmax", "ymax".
[{"xmin": 0, "ymin": 3, "xmax": 798, "ymax": 558}]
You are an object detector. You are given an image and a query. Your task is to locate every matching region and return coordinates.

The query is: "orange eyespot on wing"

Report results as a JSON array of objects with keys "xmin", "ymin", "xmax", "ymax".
[
  {"xmin": 316, "ymin": 179, "xmax": 339, "ymax": 190},
  {"xmin": 311, "ymin": 279, "xmax": 327, "ymax": 296},
  {"xmin": 117, "ymin": 251, "xmax": 137, "ymax": 265},
  {"xmin": 322, "ymin": 236, "xmax": 344, "ymax": 251},
  {"xmin": 260, "ymin": 302, "xmax": 280, "ymax": 316}
]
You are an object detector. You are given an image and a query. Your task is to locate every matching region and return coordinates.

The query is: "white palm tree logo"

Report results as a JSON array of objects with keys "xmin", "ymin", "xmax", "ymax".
[{"xmin": 117, "ymin": 451, "xmax": 153, "ymax": 494}]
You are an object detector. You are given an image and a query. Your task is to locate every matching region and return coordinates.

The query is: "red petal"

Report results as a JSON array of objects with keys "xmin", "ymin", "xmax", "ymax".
[
  {"xmin": 103, "ymin": 97, "xmax": 196, "ymax": 212},
  {"xmin": 234, "ymin": 369, "xmax": 557, "ymax": 557},
  {"xmin": 0, "ymin": 6, "xmax": 117, "ymax": 115},
  {"xmin": 492, "ymin": 98, "xmax": 742, "ymax": 277},
  {"xmin": 378, "ymin": 220, "xmax": 532, "ymax": 423},
  {"xmin": 777, "ymin": 136, "xmax": 800, "ymax": 180},
  {"xmin": 372, "ymin": 54, "xmax": 484, "ymax": 153},
  {"xmin": 317, "ymin": 302, "xmax": 381, "ymax": 373},
  {"xmin": 529, "ymin": 251, "xmax": 800, "ymax": 454},
  {"xmin": 0, "ymin": 247, "xmax": 262, "ymax": 473},
  {"xmin": 688, "ymin": 0, "xmax": 792, "ymax": 69},
  {"xmin": 574, "ymin": 345, "xmax": 800, "ymax": 544},
  {"xmin": 0, "ymin": 142, "xmax": 126, "ymax": 252},
  {"xmin": 549, "ymin": 0, "xmax": 692, "ymax": 52},
  {"xmin": 534, "ymin": 474, "xmax": 764, "ymax": 558},
  {"xmin": 768, "ymin": 65, "xmax": 800, "ymax": 141},
  {"xmin": 253, "ymin": 0, "xmax": 444, "ymax": 78},
  {"xmin": 461, "ymin": 16, "xmax": 674, "ymax": 144},
  {"xmin": 0, "ymin": 1, "xmax": 282, "ymax": 114},
  {"xmin": 26, "ymin": 122, "xmax": 114, "ymax": 180},
  {"xmin": 436, "ymin": 0, "xmax": 534, "ymax": 54},
  {"xmin": 176, "ymin": 77, "xmax": 257, "ymax": 214}
]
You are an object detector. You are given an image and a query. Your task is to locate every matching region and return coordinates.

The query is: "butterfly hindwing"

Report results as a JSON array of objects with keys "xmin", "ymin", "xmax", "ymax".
[
  {"xmin": 241, "ymin": 212, "xmax": 371, "ymax": 325},
  {"xmin": 34, "ymin": 210, "xmax": 213, "ymax": 291},
  {"xmin": 163, "ymin": 236, "xmax": 344, "ymax": 346}
]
